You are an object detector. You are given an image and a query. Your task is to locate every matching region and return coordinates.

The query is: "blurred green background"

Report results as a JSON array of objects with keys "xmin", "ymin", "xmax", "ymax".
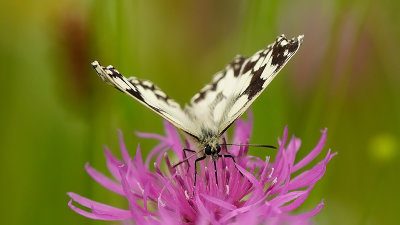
[{"xmin": 1, "ymin": 0, "xmax": 399, "ymax": 224}]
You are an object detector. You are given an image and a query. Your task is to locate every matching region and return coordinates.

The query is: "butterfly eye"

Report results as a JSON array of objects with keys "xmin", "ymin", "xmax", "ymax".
[
  {"xmin": 216, "ymin": 145, "xmax": 221, "ymax": 153},
  {"xmin": 204, "ymin": 145, "xmax": 212, "ymax": 155}
]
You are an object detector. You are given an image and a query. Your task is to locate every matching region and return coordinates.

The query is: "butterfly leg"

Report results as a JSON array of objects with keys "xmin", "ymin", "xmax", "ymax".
[
  {"xmin": 183, "ymin": 148, "xmax": 196, "ymax": 171},
  {"xmin": 213, "ymin": 160, "xmax": 218, "ymax": 186},
  {"xmin": 183, "ymin": 148, "xmax": 196, "ymax": 154},
  {"xmin": 172, "ymin": 148, "xmax": 196, "ymax": 168},
  {"xmin": 218, "ymin": 154, "xmax": 236, "ymax": 163},
  {"xmin": 193, "ymin": 156, "xmax": 206, "ymax": 190},
  {"xmin": 218, "ymin": 154, "xmax": 244, "ymax": 177}
]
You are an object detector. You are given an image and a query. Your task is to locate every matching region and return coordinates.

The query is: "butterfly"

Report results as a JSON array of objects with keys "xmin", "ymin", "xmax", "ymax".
[{"xmin": 92, "ymin": 34, "xmax": 303, "ymax": 186}]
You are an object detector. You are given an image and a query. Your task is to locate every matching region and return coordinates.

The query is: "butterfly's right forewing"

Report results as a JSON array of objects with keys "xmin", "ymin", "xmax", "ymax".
[
  {"xmin": 185, "ymin": 35, "xmax": 303, "ymax": 135},
  {"xmin": 217, "ymin": 35, "xmax": 303, "ymax": 134}
]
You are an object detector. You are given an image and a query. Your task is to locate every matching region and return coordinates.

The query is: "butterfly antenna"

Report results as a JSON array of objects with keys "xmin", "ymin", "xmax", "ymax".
[{"xmin": 220, "ymin": 143, "xmax": 277, "ymax": 149}]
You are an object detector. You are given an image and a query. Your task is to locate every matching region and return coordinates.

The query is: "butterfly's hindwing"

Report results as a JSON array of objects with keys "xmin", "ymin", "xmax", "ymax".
[
  {"xmin": 185, "ymin": 55, "xmax": 248, "ymax": 130},
  {"xmin": 190, "ymin": 55, "xmax": 247, "ymax": 104}
]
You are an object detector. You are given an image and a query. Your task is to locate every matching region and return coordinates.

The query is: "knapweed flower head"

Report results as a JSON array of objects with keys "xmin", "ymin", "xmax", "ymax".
[{"xmin": 68, "ymin": 113, "xmax": 336, "ymax": 225}]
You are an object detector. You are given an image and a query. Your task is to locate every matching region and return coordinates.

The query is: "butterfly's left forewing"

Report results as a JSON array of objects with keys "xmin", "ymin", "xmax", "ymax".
[{"xmin": 92, "ymin": 61, "xmax": 199, "ymax": 138}]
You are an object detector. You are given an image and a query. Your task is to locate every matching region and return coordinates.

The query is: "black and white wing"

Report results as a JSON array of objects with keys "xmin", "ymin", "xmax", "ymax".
[
  {"xmin": 92, "ymin": 61, "xmax": 198, "ymax": 137},
  {"xmin": 186, "ymin": 34, "xmax": 303, "ymax": 135}
]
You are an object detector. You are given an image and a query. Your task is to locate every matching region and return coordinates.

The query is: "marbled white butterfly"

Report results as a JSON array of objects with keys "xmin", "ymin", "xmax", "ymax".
[{"xmin": 92, "ymin": 34, "xmax": 303, "ymax": 186}]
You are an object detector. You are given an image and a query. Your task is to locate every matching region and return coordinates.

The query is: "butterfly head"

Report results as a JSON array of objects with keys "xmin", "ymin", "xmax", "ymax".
[{"xmin": 204, "ymin": 143, "xmax": 221, "ymax": 161}]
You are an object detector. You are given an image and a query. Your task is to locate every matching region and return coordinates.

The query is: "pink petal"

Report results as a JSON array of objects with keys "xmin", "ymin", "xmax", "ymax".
[
  {"xmin": 280, "ymin": 185, "xmax": 314, "ymax": 212},
  {"xmin": 293, "ymin": 128, "xmax": 327, "ymax": 172},
  {"xmin": 259, "ymin": 156, "xmax": 270, "ymax": 184},
  {"xmin": 133, "ymin": 144, "xmax": 146, "ymax": 173},
  {"xmin": 195, "ymin": 194, "xmax": 221, "ymax": 225},
  {"xmin": 118, "ymin": 130, "xmax": 132, "ymax": 164},
  {"xmin": 118, "ymin": 165, "xmax": 147, "ymax": 224},
  {"xmin": 231, "ymin": 110, "xmax": 253, "ymax": 155},
  {"xmin": 145, "ymin": 143, "xmax": 167, "ymax": 166},
  {"xmin": 69, "ymin": 118, "xmax": 334, "ymax": 225},
  {"xmin": 85, "ymin": 163, "xmax": 124, "ymax": 195},
  {"xmin": 104, "ymin": 147, "xmax": 123, "ymax": 180},
  {"xmin": 286, "ymin": 137, "xmax": 301, "ymax": 164},
  {"xmin": 236, "ymin": 164, "xmax": 264, "ymax": 204},
  {"xmin": 234, "ymin": 204, "xmax": 264, "ymax": 225},
  {"xmin": 135, "ymin": 131, "xmax": 167, "ymax": 143},
  {"xmin": 163, "ymin": 120, "xmax": 184, "ymax": 154},
  {"xmin": 158, "ymin": 204, "xmax": 179, "ymax": 225},
  {"xmin": 269, "ymin": 190, "xmax": 306, "ymax": 207},
  {"xmin": 275, "ymin": 126, "xmax": 289, "ymax": 164},
  {"xmin": 288, "ymin": 150, "xmax": 336, "ymax": 191},
  {"xmin": 281, "ymin": 200, "xmax": 324, "ymax": 221},
  {"xmin": 219, "ymin": 197, "xmax": 265, "ymax": 223},
  {"xmin": 278, "ymin": 126, "xmax": 289, "ymax": 147},
  {"xmin": 201, "ymin": 193, "xmax": 237, "ymax": 210},
  {"xmin": 67, "ymin": 192, "xmax": 131, "ymax": 220},
  {"xmin": 157, "ymin": 173, "xmax": 177, "ymax": 208},
  {"xmin": 279, "ymin": 163, "xmax": 292, "ymax": 195},
  {"xmin": 122, "ymin": 219, "xmax": 135, "ymax": 225}
]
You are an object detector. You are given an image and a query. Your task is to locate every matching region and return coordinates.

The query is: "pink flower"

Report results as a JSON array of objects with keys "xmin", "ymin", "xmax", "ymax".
[{"xmin": 68, "ymin": 112, "xmax": 336, "ymax": 224}]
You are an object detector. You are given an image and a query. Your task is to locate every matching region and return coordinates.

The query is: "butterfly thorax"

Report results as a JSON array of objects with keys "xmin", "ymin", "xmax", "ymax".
[{"xmin": 197, "ymin": 128, "xmax": 221, "ymax": 161}]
